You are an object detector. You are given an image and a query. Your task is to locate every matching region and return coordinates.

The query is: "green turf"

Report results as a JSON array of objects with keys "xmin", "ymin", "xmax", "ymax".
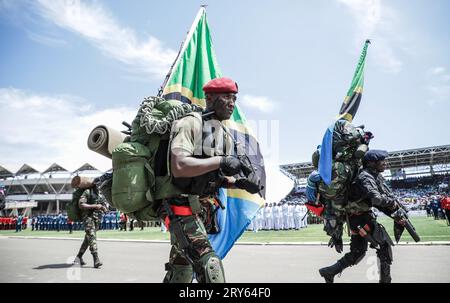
[{"xmin": 0, "ymin": 216, "xmax": 449, "ymax": 242}]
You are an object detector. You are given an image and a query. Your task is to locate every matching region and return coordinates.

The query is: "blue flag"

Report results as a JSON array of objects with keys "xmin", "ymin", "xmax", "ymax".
[{"xmin": 318, "ymin": 124, "xmax": 334, "ymax": 185}]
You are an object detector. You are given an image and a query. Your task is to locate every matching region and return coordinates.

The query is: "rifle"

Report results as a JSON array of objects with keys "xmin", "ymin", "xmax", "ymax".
[
  {"xmin": 236, "ymin": 153, "xmax": 264, "ymax": 196},
  {"xmin": 217, "ymin": 122, "xmax": 264, "ymax": 197},
  {"xmin": 390, "ymin": 202, "xmax": 421, "ymax": 243}
]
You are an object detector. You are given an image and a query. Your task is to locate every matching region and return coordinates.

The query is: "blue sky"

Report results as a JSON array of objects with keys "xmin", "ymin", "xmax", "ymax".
[{"xmin": 1, "ymin": 0, "xmax": 449, "ymax": 199}]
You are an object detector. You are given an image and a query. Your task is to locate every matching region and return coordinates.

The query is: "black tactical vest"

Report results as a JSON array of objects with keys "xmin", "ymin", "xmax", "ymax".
[{"xmin": 171, "ymin": 114, "xmax": 235, "ymax": 196}]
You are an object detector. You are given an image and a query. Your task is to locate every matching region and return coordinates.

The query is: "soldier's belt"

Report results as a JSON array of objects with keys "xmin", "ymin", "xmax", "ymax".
[
  {"xmin": 170, "ymin": 205, "xmax": 193, "ymax": 216},
  {"xmin": 163, "ymin": 204, "xmax": 194, "ymax": 229}
]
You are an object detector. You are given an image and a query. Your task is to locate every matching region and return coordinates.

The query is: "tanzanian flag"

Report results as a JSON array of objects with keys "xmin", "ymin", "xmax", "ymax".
[
  {"xmin": 319, "ymin": 40, "xmax": 370, "ymax": 185},
  {"xmin": 161, "ymin": 7, "xmax": 266, "ymax": 259},
  {"xmin": 337, "ymin": 39, "xmax": 370, "ymax": 122}
]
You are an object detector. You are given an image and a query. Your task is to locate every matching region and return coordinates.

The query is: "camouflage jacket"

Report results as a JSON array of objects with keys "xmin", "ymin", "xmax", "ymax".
[
  {"xmin": 333, "ymin": 119, "xmax": 364, "ymax": 161},
  {"xmin": 78, "ymin": 189, "xmax": 105, "ymax": 220},
  {"xmin": 318, "ymin": 160, "xmax": 360, "ymax": 211},
  {"xmin": 346, "ymin": 167, "xmax": 397, "ymax": 214}
]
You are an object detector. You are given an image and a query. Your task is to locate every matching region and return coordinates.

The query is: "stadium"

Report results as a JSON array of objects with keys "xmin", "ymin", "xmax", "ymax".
[
  {"xmin": 280, "ymin": 144, "xmax": 450, "ymax": 183},
  {"xmin": 277, "ymin": 144, "xmax": 450, "ymax": 214},
  {"xmin": 0, "ymin": 163, "xmax": 103, "ymax": 217}
]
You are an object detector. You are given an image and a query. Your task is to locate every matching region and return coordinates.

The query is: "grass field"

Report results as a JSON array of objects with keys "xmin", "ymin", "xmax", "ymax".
[{"xmin": 1, "ymin": 216, "xmax": 449, "ymax": 243}]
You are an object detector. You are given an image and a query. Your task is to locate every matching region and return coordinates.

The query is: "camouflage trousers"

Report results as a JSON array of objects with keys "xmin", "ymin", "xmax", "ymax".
[
  {"xmin": 321, "ymin": 199, "xmax": 346, "ymax": 237},
  {"xmin": 165, "ymin": 214, "xmax": 220, "ymax": 282},
  {"xmin": 78, "ymin": 216, "xmax": 99, "ymax": 256}
]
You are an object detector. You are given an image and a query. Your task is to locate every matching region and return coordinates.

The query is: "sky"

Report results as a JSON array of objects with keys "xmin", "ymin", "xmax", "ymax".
[{"xmin": 1, "ymin": 0, "xmax": 449, "ymax": 200}]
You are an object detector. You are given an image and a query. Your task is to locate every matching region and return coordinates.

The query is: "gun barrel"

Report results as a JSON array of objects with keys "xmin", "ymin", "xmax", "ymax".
[
  {"xmin": 405, "ymin": 221, "xmax": 421, "ymax": 242},
  {"xmin": 122, "ymin": 121, "xmax": 132, "ymax": 130},
  {"xmin": 394, "ymin": 205, "xmax": 420, "ymax": 242}
]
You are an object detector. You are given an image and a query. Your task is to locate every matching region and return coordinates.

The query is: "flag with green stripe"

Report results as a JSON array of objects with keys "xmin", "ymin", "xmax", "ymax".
[
  {"xmin": 337, "ymin": 39, "xmax": 370, "ymax": 122},
  {"xmin": 319, "ymin": 40, "xmax": 371, "ymax": 185}
]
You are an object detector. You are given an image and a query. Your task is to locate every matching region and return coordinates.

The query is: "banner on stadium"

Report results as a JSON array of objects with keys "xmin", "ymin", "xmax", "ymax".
[{"xmin": 4, "ymin": 201, "xmax": 38, "ymax": 209}]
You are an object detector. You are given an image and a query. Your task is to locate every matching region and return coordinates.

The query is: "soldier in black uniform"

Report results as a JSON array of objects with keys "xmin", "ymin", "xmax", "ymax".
[{"xmin": 319, "ymin": 150, "xmax": 398, "ymax": 283}]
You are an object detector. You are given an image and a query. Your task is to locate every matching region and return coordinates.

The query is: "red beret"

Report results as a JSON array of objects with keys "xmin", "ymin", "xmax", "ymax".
[{"xmin": 203, "ymin": 77, "xmax": 238, "ymax": 94}]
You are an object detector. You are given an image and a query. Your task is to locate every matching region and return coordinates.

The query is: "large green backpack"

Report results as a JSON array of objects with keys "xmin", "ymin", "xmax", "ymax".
[
  {"xmin": 67, "ymin": 188, "xmax": 84, "ymax": 222},
  {"xmin": 111, "ymin": 96, "xmax": 202, "ymax": 221}
]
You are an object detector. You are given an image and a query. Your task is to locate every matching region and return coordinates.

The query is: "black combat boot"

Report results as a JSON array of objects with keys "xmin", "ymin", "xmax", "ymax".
[
  {"xmin": 318, "ymin": 261, "xmax": 346, "ymax": 283},
  {"xmin": 74, "ymin": 254, "xmax": 86, "ymax": 266},
  {"xmin": 92, "ymin": 252, "xmax": 103, "ymax": 268},
  {"xmin": 379, "ymin": 262, "xmax": 391, "ymax": 283}
]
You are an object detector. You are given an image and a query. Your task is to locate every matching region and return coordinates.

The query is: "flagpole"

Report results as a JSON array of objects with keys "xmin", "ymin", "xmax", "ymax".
[
  {"xmin": 157, "ymin": 6, "xmax": 207, "ymax": 97},
  {"xmin": 157, "ymin": 39, "xmax": 185, "ymax": 97}
]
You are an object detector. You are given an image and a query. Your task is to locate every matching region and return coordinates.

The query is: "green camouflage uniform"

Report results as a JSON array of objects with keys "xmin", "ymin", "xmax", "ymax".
[
  {"xmin": 77, "ymin": 189, "xmax": 104, "ymax": 256},
  {"xmin": 318, "ymin": 120, "xmax": 364, "ymax": 242},
  {"xmin": 162, "ymin": 112, "xmax": 232, "ymax": 283},
  {"xmin": 163, "ymin": 206, "xmax": 219, "ymax": 283}
]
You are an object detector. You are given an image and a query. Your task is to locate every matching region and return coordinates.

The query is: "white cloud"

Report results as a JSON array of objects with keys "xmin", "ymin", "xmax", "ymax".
[
  {"xmin": 430, "ymin": 66, "xmax": 446, "ymax": 76},
  {"xmin": 34, "ymin": 0, "xmax": 177, "ymax": 78},
  {"xmin": 426, "ymin": 67, "xmax": 450, "ymax": 106},
  {"xmin": 240, "ymin": 94, "xmax": 277, "ymax": 113},
  {"xmin": 0, "ymin": 88, "xmax": 136, "ymax": 173},
  {"xmin": 26, "ymin": 30, "xmax": 68, "ymax": 47},
  {"xmin": 337, "ymin": 0, "xmax": 403, "ymax": 74},
  {"xmin": 338, "ymin": 0, "xmax": 381, "ymax": 37}
]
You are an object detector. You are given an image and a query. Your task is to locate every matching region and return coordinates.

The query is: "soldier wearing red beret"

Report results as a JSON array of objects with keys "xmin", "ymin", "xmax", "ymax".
[
  {"xmin": 162, "ymin": 77, "xmax": 260, "ymax": 283},
  {"xmin": 202, "ymin": 77, "xmax": 238, "ymax": 120}
]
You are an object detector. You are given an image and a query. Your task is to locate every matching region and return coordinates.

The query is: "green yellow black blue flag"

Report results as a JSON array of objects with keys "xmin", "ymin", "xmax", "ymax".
[
  {"xmin": 337, "ymin": 39, "xmax": 371, "ymax": 122},
  {"xmin": 319, "ymin": 40, "xmax": 371, "ymax": 185}
]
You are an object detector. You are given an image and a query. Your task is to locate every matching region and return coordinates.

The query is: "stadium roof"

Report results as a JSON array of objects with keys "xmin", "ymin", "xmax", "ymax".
[
  {"xmin": 16, "ymin": 164, "xmax": 39, "ymax": 175},
  {"xmin": 74, "ymin": 163, "xmax": 101, "ymax": 173},
  {"xmin": 280, "ymin": 144, "xmax": 450, "ymax": 181},
  {"xmin": 0, "ymin": 163, "xmax": 103, "ymax": 178},
  {"xmin": 43, "ymin": 163, "xmax": 69, "ymax": 174},
  {"xmin": 0, "ymin": 165, "xmax": 14, "ymax": 179}
]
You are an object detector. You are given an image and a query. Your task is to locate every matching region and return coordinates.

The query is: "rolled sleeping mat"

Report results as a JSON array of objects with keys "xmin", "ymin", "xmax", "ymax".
[
  {"xmin": 87, "ymin": 125, "xmax": 127, "ymax": 159},
  {"xmin": 71, "ymin": 176, "xmax": 94, "ymax": 189}
]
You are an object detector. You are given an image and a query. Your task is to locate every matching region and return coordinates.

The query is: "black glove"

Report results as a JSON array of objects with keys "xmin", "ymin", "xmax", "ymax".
[
  {"xmin": 387, "ymin": 199, "xmax": 400, "ymax": 213},
  {"xmin": 235, "ymin": 173, "xmax": 263, "ymax": 194},
  {"xmin": 328, "ymin": 236, "xmax": 343, "ymax": 253},
  {"xmin": 220, "ymin": 156, "xmax": 242, "ymax": 176}
]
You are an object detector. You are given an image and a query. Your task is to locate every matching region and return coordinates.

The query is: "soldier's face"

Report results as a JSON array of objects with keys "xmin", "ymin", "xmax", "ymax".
[
  {"xmin": 375, "ymin": 160, "xmax": 387, "ymax": 172},
  {"xmin": 207, "ymin": 93, "xmax": 236, "ymax": 120}
]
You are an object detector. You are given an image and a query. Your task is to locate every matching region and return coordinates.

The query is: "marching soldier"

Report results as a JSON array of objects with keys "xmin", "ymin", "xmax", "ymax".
[
  {"xmin": 72, "ymin": 176, "xmax": 107, "ymax": 268},
  {"xmin": 319, "ymin": 150, "xmax": 398, "ymax": 283},
  {"xmin": 161, "ymin": 77, "xmax": 262, "ymax": 283}
]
